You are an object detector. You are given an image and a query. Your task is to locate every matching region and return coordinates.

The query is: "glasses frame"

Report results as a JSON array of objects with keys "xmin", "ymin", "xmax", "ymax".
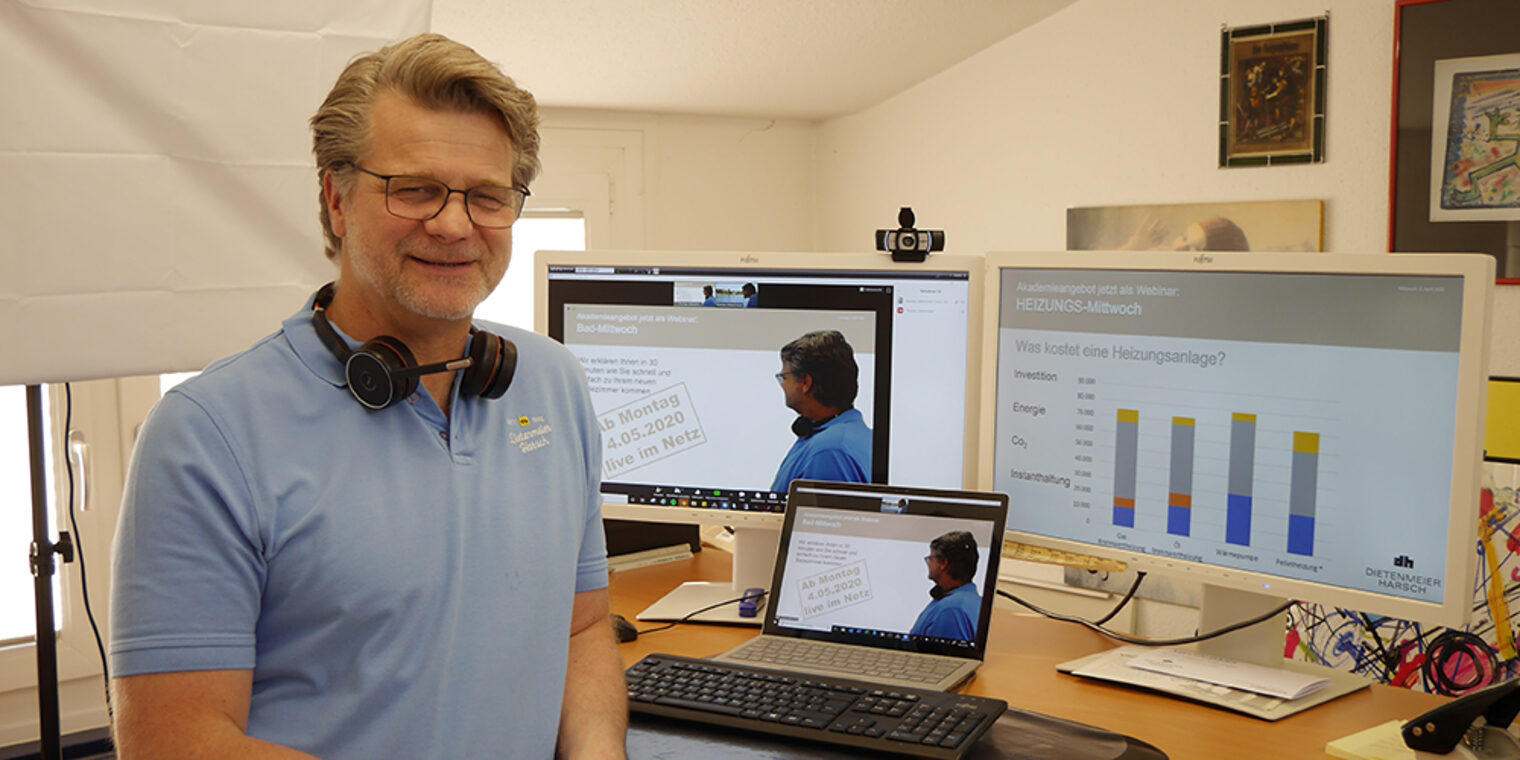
[
  {"xmin": 349, "ymin": 164, "xmax": 530, "ymax": 229},
  {"xmin": 774, "ymin": 371, "xmax": 801, "ymax": 385}
]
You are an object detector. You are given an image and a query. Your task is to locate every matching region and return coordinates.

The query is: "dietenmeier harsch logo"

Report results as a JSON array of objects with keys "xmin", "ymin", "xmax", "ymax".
[{"xmin": 511, "ymin": 415, "xmax": 553, "ymax": 454}]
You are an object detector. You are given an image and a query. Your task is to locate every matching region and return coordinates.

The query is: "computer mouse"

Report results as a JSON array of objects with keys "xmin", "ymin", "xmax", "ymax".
[{"xmin": 611, "ymin": 613, "xmax": 638, "ymax": 643}]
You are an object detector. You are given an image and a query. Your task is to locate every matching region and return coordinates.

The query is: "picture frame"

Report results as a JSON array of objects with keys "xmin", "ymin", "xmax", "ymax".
[
  {"xmin": 1428, "ymin": 53, "xmax": 1520, "ymax": 221},
  {"xmin": 1389, "ymin": 0, "xmax": 1520, "ymax": 279},
  {"xmin": 1066, "ymin": 200, "xmax": 1324, "ymax": 253},
  {"xmin": 1219, "ymin": 16, "xmax": 1327, "ymax": 167}
]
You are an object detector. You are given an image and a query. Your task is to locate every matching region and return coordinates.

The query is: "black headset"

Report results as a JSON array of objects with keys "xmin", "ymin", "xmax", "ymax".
[
  {"xmin": 790, "ymin": 410, "xmax": 845, "ymax": 439},
  {"xmin": 311, "ymin": 282, "xmax": 517, "ymax": 410}
]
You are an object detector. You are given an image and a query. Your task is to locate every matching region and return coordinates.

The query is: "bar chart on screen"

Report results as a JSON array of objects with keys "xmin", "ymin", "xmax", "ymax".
[
  {"xmin": 1061, "ymin": 374, "xmax": 1341, "ymax": 560},
  {"xmin": 994, "ymin": 325, "xmax": 1453, "ymax": 604}
]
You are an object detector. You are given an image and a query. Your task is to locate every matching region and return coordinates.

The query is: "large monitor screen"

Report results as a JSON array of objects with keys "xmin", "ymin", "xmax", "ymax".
[
  {"xmin": 983, "ymin": 251, "xmax": 1493, "ymax": 628},
  {"xmin": 539, "ymin": 251, "xmax": 984, "ymax": 514}
]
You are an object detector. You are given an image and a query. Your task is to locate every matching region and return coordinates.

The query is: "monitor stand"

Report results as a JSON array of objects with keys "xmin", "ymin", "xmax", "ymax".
[
  {"xmin": 1059, "ymin": 584, "xmax": 1371, "ymax": 720},
  {"xmin": 636, "ymin": 526, "xmax": 779, "ymax": 626}
]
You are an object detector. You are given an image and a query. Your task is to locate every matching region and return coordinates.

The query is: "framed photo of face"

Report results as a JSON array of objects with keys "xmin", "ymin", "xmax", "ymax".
[
  {"xmin": 1218, "ymin": 16, "xmax": 1327, "ymax": 167},
  {"xmin": 1066, "ymin": 200, "xmax": 1324, "ymax": 253}
]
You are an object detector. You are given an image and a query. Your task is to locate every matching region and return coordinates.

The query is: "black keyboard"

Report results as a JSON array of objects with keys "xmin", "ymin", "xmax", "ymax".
[{"xmin": 625, "ymin": 653, "xmax": 1007, "ymax": 759}]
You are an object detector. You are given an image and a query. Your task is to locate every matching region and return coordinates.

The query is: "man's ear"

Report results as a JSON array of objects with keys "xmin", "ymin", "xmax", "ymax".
[{"xmin": 323, "ymin": 170, "xmax": 347, "ymax": 240}]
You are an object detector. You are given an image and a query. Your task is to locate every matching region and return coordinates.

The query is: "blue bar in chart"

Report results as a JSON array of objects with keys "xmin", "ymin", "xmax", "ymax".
[
  {"xmin": 1225, "ymin": 413, "xmax": 1256, "ymax": 546},
  {"xmin": 1287, "ymin": 432, "xmax": 1319, "ymax": 556}
]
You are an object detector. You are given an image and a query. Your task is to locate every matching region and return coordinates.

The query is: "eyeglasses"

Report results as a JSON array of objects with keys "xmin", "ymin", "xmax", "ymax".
[
  {"xmin": 350, "ymin": 165, "xmax": 530, "ymax": 229},
  {"xmin": 774, "ymin": 371, "xmax": 800, "ymax": 385}
]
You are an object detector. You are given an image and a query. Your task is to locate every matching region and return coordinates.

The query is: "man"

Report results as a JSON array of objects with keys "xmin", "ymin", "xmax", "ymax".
[
  {"xmin": 769, "ymin": 330, "xmax": 872, "ymax": 492},
  {"xmin": 701, "ymin": 284, "xmax": 716, "ymax": 306},
  {"xmin": 910, "ymin": 531, "xmax": 982, "ymax": 641},
  {"xmin": 109, "ymin": 34, "xmax": 626, "ymax": 759},
  {"xmin": 741, "ymin": 282, "xmax": 759, "ymax": 307}
]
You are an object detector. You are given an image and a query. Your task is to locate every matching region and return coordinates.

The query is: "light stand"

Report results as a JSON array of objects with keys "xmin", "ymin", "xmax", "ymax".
[{"xmin": 28, "ymin": 384, "xmax": 71, "ymax": 760}]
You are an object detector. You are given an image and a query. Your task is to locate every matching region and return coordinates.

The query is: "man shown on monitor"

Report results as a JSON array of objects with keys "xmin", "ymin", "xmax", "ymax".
[
  {"xmin": 770, "ymin": 330, "xmax": 873, "ymax": 491},
  {"xmin": 910, "ymin": 531, "xmax": 981, "ymax": 641}
]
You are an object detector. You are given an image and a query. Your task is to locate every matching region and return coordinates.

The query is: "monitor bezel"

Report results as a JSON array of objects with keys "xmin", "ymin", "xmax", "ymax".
[
  {"xmin": 978, "ymin": 250, "xmax": 1494, "ymax": 629},
  {"xmin": 537, "ymin": 248, "xmax": 988, "ymax": 525}
]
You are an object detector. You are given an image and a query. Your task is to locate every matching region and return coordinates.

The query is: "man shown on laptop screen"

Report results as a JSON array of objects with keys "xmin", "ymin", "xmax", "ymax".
[{"xmin": 911, "ymin": 531, "xmax": 982, "ymax": 641}]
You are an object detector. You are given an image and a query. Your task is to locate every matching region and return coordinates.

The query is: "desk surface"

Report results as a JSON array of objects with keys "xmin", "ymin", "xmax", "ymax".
[{"xmin": 609, "ymin": 550, "xmax": 1447, "ymax": 760}]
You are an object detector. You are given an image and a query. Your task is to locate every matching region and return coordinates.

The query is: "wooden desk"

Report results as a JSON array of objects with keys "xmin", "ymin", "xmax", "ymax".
[{"xmin": 609, "ymin": 550, "xmax": 1448, "ymax": 760}]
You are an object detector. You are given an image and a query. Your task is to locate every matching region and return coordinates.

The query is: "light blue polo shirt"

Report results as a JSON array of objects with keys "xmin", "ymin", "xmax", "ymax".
[
  {"xmin": 909, "ymin": 583, "xmax": 981, "ymax": 641},
  {"xmin": 770, "ymin": 408, "xmax": 873, "ymax": 492},
  {"xmin": 110, "ymin": 297, "xmax": 607, "ymax": 759}
]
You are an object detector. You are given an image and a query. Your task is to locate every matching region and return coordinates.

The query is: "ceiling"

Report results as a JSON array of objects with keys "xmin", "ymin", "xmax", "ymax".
[{"xmin": 430, "ymin": 1, "xmax": 1076, "ymax": 121}]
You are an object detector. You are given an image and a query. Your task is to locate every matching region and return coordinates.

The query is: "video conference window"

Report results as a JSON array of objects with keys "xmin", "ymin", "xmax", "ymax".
[
  {"xmin": 771, "ymin": 506, "xmax": 996, "ymax": 650},
  {"xmin": 544, "ymin": 266, "xmax": 972, "ymax": 509}
]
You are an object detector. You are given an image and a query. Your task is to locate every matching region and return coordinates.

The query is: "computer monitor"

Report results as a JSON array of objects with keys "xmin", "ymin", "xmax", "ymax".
[
  {"xmin": 981, "ymin": 250, "xmax": 1493, "ymax": 693},
  {"xmin": 538, "ymin": 250, "xmax": 985, "ymax": 621}
]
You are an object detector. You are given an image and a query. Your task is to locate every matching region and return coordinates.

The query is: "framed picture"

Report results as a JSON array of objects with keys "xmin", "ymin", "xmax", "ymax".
[
  {"xmin": 1429, "ymin": 53, "xmax": 1520, "ymax": 221},
  {"xmin": 1066, "ymin": 200, "xmax": 1323, "ymax": 253},
  {"xmin": 1218, "ymin": 16, "xmax": 1326, "ymax": 167},
  {"xmin": 1389, "ymin": 0, "xmax": 1520, "ymax": 279}
]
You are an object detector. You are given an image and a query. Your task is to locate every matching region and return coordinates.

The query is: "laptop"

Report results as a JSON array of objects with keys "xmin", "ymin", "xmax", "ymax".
[{"xmin": 712, "ymin": 479, "xmax": 1009, "ymax": 692}]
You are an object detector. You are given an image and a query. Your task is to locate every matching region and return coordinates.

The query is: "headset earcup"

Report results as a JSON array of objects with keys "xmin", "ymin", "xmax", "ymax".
[
  {"xmin": 346, "ymin": 335, "xmax": 418, "ymax": 409},
  {"xmin": 485, "ymin": 337, "xmax": 518, "ymax": 399},
  {"xmin": 463, "ymin": 331, "xmax": 517, "ymax": 400},
  {"xmin": 791, "ymin": 415, "xmax": 815, "ymax": 439},
  {"xmin": 459, "ymin": 330, "xmax": 497, "ymax": 398}
]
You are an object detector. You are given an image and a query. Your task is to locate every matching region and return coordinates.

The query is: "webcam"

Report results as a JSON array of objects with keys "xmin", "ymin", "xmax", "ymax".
[{"xmin": 874, "ymin": 207, "xmax": 945, "ymax": 263}]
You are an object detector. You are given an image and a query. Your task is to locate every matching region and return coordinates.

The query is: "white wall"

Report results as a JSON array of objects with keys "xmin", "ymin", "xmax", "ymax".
[
  {"xmin": 811, "ymin": 0, "xmax": 1403, "ymax": 636},
  {"xmin": 814, "ymin": 0, "xmax": 1397, "ymax": 257},
  {"xmin": 541, "ymin": 109, "xmax": 820, "ymax": 253}
]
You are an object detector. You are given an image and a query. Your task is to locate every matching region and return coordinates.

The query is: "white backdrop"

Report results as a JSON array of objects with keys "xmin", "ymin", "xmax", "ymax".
[{"xmin": 0, "ymin": 1, "xmax": 431, "ymax": 384}]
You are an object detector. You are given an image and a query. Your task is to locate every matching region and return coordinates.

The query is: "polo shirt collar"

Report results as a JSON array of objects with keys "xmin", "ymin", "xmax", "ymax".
[
  {"xmin": 816, "ymin": 407, "xmax": 862, "ymax": 432},
  {"xmin": 285, "ymin": 292, "xmax": 347, "ymax": 389}
]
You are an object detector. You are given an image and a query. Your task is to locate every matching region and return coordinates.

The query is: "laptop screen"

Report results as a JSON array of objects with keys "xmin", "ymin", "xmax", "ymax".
[{"xmin": 764, "ymin": 480, "xmax": 1009, "ymax": 659}]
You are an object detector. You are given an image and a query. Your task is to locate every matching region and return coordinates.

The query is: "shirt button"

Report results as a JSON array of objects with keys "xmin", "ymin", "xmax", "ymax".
[
  {"xmin": 407, "ymin": 394, "xmax": 419, "ymax": 405},
  {"xmin": 440, "ymin": 432, "xmax": 449, "ymax": 442}
]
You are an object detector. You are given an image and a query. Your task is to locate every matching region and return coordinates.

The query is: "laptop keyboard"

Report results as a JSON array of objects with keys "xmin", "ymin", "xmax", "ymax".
[{"xmin": 723, "ymin": 636, "xmax": 967, "ymax": 686}]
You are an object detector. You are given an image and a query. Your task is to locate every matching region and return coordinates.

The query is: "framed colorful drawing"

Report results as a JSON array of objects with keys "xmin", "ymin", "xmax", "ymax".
[
  {"xmin": 1429, "ymin": 53, "xmax": 1520, "ymax": 221},
  {"xmin": 1218, "ymin": 16, "xmax": 1327, "ymax": 167},
  {"xmin": 1389, "ymin": 0, "xmax": 1520, "ymax": 277}
]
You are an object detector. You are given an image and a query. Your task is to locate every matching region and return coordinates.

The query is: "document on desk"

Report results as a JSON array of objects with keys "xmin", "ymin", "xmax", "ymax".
[
  {"xmin": 1066, "ymin": 646, "xmax": 1304, "ymax": 720},
  {"xmin": 1324, "ymin": 720, "xmax": 1416, "ymax": 760},
  {"xmin": 1125, "ymin": 648, "xmax": 1330, "ymax": 700}
]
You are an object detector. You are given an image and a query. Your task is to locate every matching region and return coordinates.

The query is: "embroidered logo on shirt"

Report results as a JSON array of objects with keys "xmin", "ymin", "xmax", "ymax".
[{"xmin": 511, "ymin": 415, "xmax": 553, "ymax": 453}]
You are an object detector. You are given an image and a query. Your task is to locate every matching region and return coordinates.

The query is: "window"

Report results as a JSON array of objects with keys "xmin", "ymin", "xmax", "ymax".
[
  {"xmin": 0, "ymin": 385, "xmax": 56, "ymax": 644},
  {"xmin": 0, "ymin": 379, "xmax": 121, "ymax": 746},
  {"xmin": 476, "ymin": 213, "xmax": 587, "ymax": 329}
]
